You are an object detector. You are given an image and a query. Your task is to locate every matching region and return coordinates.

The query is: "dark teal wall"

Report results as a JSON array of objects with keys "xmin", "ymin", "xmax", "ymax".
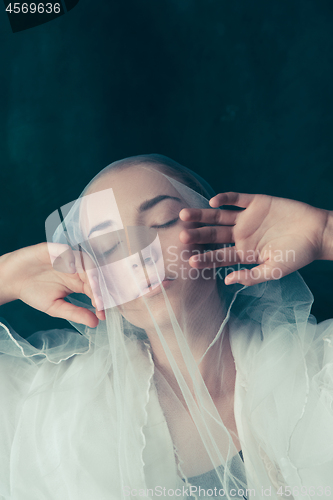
[{"xmin": 1, "ymin": 0, "xmax": 333, "ymax": 336}]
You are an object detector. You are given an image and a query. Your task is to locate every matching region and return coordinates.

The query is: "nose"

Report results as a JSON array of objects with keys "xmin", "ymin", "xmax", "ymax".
[
  {"xmin": 141, "ymin": 244, "xmax": 160, "ymax": 268},
  {"xmin": 128, "ymin": 244, "xmax": 159, "ymax": 272}
]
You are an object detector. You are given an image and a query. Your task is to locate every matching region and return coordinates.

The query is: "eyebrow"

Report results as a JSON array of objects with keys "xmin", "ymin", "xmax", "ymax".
[
  {"xmin": 88, "ymin": 220, "xmax": 113, "ymax": 238},
  {"xmin": 87, "ymin": 195, "xmax": 182, "ymax": 237},
  {"xmin": 138, "ymin": 195, "xmax": 182, "ymax": 213}
]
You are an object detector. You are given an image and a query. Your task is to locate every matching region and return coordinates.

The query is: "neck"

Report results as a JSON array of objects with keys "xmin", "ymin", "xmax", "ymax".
[{"xmin": 145, "ymin": 285, "xmax": 236, "ymax": 400}]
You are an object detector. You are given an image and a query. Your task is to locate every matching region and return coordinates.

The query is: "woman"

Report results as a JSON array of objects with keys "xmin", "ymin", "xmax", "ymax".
[{"xmin": 0, "ymin": 154, "xmax": 332, "ymax": 500}]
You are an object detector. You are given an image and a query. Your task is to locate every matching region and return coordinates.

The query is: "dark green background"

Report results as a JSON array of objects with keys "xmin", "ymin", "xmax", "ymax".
[{"xmin": 1, "ymin": 0, "xmax": 333, "ymax": 337}]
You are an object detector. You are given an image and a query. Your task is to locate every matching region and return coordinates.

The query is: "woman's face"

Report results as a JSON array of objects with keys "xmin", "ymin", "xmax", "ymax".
[{"xmin": 81, "ymin": 164, "xmax": 217, "ymax": 330}]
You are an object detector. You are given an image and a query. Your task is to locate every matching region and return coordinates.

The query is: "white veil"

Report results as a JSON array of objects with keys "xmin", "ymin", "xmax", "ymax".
[{"xmin": 1, "ymin": 155, "xmax": 333, "ymax": 500}]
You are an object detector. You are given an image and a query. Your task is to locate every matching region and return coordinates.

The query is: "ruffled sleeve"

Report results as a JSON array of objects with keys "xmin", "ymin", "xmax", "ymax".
[
  {"xmin": 231, "ymin": 303, "xmax": 333, "ymax": 496},
  {"xmin": 0, "ymin": 340, "xmax": 38, "ymax": 498},
  {"xmin": 0, "ymin": 320, "xmax": 90, "ymax": 499}
]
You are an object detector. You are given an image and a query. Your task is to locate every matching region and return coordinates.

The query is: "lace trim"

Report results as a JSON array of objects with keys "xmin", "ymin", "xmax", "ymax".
[{"xmin": 259, "ymin": 447, "xmax": 294, "ymax": 499}]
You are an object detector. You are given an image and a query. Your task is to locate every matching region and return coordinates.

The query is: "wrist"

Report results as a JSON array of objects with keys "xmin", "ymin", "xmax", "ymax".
[
  {"xmin": 320, "ymin": 210, "xmax": 333, "ymax": 261},
  {"xmin": 0, "ymin": 251, "xmax": 21, "ymax": 305}
]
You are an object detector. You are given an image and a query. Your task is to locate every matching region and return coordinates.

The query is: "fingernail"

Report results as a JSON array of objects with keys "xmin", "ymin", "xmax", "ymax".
[
  {"xmin": 225, "ymin": 277, "xmax": 236, "ymax": 285},
  {"xmin": 96, "ymin": 296, "xmax": 104, "ymax": 310},
  {"xmin": 68, "ymin": 262, "xmax": 76, "ymax": 273}
]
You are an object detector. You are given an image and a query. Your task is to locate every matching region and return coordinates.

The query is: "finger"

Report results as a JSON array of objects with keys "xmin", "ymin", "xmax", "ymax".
[
  {"xmin": 179, "ymin": 208, "xmax": 239, "ymax": 226},
  {"xmin": 96, "ymin": 309, "xmax": 106, "ymax": 321},
  {"xmin": 73, "ymin": 248, "xmax": 97, "ymax": 276},
  {"xmin": 72, "ymin": 247, "xmax": 93, "ymax": 274},
  {"xmin": 224, "ymin": 264, "xmax": 284, "ymax": 287},
  {"xmin": 88, "ymin": 286, "xmax": 105, "ymax": 320},
  {"xmin": 86, "ymin": 271, "xmax": 105, "ymax": 312},
  {"xmin": 73, "ymin": 268, "xmax": 105, "ymax": 314},
  {"xmin": 189, "ymin": 247, "xmax": 242, "ymax": 268},
  {"xmin": 51, "ymin": 246, "xmax": 97, "ymax": 275},
  {"xmin": 64, "ymin": 256, "xmax": 105, "ymax": 314},
  {"xmin": 179, "ymin": 226, "xmax": 234, "ymax": 245},
  {"xmin": 48, "ymin": 299, "xmax": 99, "ymax": 328},
  {"xmin": 47, "ymin": 243, "xmax": 76, "ymax": 274},
  {"xmin": 83, "ymin": 286, "xmax": 105, "ymax": 321},
  {"xmin": 209, "ymin": 192, "xmax": 255, "ymax": 209}
]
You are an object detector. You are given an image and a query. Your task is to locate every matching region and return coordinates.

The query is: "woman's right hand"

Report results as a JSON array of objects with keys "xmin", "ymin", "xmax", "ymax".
[{"xmin": 0, "ymin": 243, "xmax": 105, "ymax": 328}]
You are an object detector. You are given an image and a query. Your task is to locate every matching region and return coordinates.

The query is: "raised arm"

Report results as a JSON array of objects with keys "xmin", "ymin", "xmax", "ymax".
[
  {"xmin": 321, "ymin": 210, "xmax": 333, "ymax": 261},
  {"xmin": 0, "ymin": 243, "xmax": 105, "ymax": 326},
  {"xmin": 179, "ymin": 192, "xmax": 333, "ymax": 286}
]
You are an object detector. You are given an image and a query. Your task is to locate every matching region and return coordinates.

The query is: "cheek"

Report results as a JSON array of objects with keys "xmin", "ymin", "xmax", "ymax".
[
  {"xmin": 158, "ymin": 226, "xmax": 205, "ymax": 270},
  {"xmin": 97, "ymin": 234, "xmax": 167, "ymax": 307}
]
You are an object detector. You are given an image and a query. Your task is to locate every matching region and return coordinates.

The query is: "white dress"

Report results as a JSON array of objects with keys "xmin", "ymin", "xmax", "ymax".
[{"xmin": 1, "ymin": 272, "xmax": 333, "ymax": 500}]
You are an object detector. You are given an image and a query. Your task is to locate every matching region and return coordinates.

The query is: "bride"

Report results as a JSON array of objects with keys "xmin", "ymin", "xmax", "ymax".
[{"xmin": 0, "ymin": 154, "xmax": 332, "ymax": 500}]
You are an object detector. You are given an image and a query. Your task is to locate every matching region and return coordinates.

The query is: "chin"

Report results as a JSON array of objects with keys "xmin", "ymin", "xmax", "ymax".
[{"xmin": 119, "ymin": 288, "xmax": 181, "ymax": 332}]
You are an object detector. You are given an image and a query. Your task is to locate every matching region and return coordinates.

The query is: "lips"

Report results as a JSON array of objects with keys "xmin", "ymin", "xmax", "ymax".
[
  {"xmin": 137, "ymin": 277, "xmax": 175, "ymax": 298},
  {"xmin": 139, "ymin": 277, "xmax": 161, "ymax": 290}
]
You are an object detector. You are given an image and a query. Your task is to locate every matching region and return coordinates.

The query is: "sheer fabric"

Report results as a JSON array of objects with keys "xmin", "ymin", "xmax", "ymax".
[{"xmin": 1, "ymin": 156, "xmax": 333, "ymax": 500}]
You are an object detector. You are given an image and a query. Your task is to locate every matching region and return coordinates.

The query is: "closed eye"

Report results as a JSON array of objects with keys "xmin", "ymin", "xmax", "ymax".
[
  {"xmin": 151, "ymin": 217, "xmax": 179, "ymax": 229},
  {"xmin": 96, "ymin": 241, "xmax": 123, "ymax": 259}
]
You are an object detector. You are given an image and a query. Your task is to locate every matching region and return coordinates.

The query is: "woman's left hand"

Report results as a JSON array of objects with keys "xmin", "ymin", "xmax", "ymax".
[{"xmin": 179, "ymin": 192, "xmax": 332, "ymax": 286}]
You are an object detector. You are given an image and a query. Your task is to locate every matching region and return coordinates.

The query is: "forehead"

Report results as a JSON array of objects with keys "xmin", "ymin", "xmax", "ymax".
[
  {"xmin": 80, "ymin": 165, "xmax": 182, "ymax": 236},
  {"xmin": 91, "ymin": 165, "xmax": 176, "ymax": 198}
]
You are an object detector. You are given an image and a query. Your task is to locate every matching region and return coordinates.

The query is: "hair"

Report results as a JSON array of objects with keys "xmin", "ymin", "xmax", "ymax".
[{"xmin": 87, "ymin": 153, "xmax": 215, "ymax": 200}]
